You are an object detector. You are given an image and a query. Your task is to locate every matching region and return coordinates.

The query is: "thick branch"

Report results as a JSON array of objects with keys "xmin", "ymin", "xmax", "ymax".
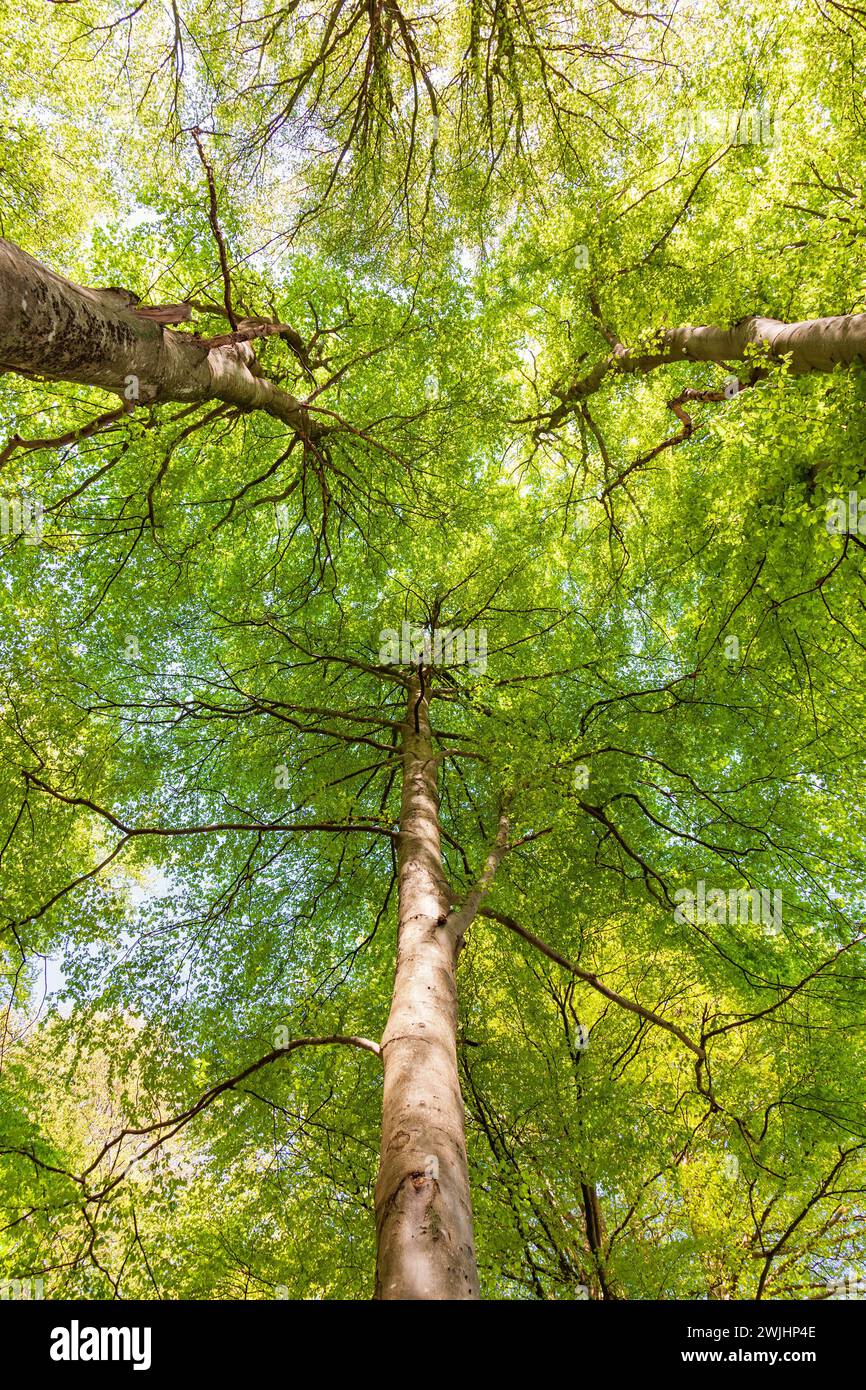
[
  {"xmin": 0, "ymin": 237, "xmax": 321, "ymax": 439},
  {"xmin": 548, "ymin": 312, "xmax": 866, "ymax": 427},
  {"xmin": 446, "ymin": 807, "xmax": 511, "ymax": 940}
]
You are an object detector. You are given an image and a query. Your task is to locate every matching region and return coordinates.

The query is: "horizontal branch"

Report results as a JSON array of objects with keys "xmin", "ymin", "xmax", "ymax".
[
  {"xmin": 547, "ymin": 311, "xmax": 866, "ymax": 428},
  {"xmin": 22, "ymin": 771, "xmax": 397, "ymax": 840}
]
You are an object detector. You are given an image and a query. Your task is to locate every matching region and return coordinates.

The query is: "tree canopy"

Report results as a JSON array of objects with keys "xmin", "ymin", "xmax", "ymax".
[{"xmin": 1, "ymin": 0, "xmax": 866, "ymax": 1300}]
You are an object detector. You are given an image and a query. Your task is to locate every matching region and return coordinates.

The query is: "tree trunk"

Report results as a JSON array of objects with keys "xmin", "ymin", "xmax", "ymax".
[
  {"xmin": 374, "ymin": 675, "xmax": 480, "ymax": 1299},
  {"xmin": 581, "ymin": 1180, "xmax": 614, "ymax": 1299},
  {"xmin": 0, "ymin": 237, "xmax": 316, "ymax": 435}
]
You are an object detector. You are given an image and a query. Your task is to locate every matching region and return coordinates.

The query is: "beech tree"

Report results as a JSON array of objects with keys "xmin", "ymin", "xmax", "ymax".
[{"xmin": 2, "ymin": 0, "xmax": 866, "ymax": 1301}]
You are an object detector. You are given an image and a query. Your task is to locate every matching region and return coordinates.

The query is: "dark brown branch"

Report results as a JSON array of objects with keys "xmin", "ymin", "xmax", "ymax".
[
  {"xmin": 478, "ymin": 906, "xmax": 706, "ymax": 1060},
  {"xmin": 191, "ymin": 127, "xmax": 239, "ymax": 330}
]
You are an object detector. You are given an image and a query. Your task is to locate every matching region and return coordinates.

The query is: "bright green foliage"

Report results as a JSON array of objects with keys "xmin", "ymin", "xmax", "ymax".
[{"xmin": 1, "ymin": 0, "xmax": 866, "ymax": 1300}]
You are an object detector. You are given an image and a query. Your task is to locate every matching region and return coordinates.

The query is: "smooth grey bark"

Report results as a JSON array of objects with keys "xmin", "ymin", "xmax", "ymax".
[
  {"xmin": 374, "ymin": 677, "xmax": 480, "ymax": 1299},
  {"xmin": 0, "ymin": 237, "xmax": 318, "ymax": 437},
  {"xmin": 550, "ymin": 311, "xmax": 866, "ymax": 426}
]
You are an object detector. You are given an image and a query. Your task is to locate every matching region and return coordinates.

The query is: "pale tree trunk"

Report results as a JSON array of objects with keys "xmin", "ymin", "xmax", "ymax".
[
  {"xmin": 374, "ymin": 676, "xmax": 480, "ymax": 1299},
  {"xmin": 0, "ymin": 238, "xmax": 316, "ymax": 435}
]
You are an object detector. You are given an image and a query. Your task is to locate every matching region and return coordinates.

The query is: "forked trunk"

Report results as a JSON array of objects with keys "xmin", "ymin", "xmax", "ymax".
[{"xmin": 373, "ymin": 676, "xmax": 480, "ymax": 1299}]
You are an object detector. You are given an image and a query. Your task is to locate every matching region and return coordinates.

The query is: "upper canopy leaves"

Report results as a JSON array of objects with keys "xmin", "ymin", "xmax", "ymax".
[{"xmin": 1, "ymin": 0, "xmax": 866, "ymax": 1300}]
